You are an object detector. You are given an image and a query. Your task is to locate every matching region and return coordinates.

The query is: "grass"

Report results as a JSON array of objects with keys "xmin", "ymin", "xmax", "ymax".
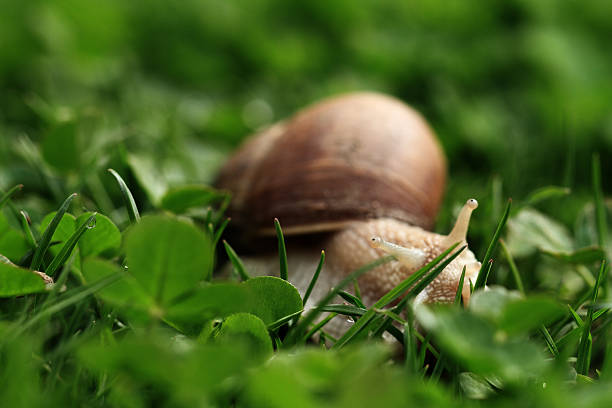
[
  {"xmin": 1, "ymin": 133, "xmax": 610, "ymax": 408},
  {"xmin": 0, "ymin": 1, "xmax": 611, "ymax": 405},
  {"xmin": 4, "ymin": 166, "xmax": 609, "ymax": 406},
  {"xmin": 30, "ymin": 193, "xmax": 78, "ymax": 271},
  {"xmin": 108, "ymin": 169, "xmax": 141, "ymax": 224}
]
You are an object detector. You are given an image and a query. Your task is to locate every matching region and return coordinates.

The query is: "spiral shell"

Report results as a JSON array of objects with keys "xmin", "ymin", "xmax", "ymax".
[{"xmin": 215, "ymin": 92, "xmax": 446, "ymax": 236}]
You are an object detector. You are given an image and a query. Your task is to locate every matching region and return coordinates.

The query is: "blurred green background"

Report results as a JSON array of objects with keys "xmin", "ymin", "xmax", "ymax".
[
  {"xmin": 1, "ymin": 0, "xmax": 611, "ymax": 222},
  {"xmin": 1, "ymin": 3, "xmax": 612, "ymax": 405}
]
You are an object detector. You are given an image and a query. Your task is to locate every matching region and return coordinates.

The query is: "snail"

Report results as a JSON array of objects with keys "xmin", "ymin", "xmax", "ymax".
[{"xmin": 215, "ymin": 92, "xmax": 481, "ymax": 310}]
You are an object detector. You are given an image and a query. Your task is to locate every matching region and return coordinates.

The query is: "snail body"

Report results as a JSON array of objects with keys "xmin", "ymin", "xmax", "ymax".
[{"xmin": 215, "ymin": 92, "xmax": 480, "ymax": 308}]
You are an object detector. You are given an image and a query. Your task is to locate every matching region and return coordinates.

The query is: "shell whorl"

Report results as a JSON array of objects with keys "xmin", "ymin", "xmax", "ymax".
[{"xmin": 215, "ymin": 92, "xmax": 446, "ymax": 236}]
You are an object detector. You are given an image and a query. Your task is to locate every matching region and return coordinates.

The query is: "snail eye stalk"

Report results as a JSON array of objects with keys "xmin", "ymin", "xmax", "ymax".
[{"xmin": 442, "ymin": 198, "xmax": 478, "ymax": 248}]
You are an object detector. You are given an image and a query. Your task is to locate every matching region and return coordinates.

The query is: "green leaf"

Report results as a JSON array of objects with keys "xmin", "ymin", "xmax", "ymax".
[
  {"xmin": 458, "ymin": 372, "xmax": 495, "ymax": 400},
  {"xmin": 469, "ymin": 287, "xmax": 521, "ymax": 322},
  {"xmin": 0, "ymin": 262, "xmax": 46, "ymax": 297},
  {"xmin": 575, "ymin": 200, "xmax": 612, "ymax": 261},
  {"xmin": 126, "ymin": 153, "xmax": 167, "ymax": 205},
  {"xmin": 79, "ymin": 334, "xmax": 254, "ymax": 400},
  {"xmin": 77, "ymin": 212, "xmax": 121, "ymax": 258},
  {"xmin": 542, "ymin": 246, "xmax": 606, "ymax": 264},
  {"xmin": 416, "ymin": 305, "xmax": 548, "ymax": 382},
  {"xmin": 165, "ymin": 283, "xmax": 256, "ymax": 322},
  {"xmin": 0, "ymin": 213, "xmax": 28, "ymax": 262},
  {"xmin": 160, "ymin": 185, "xmax": 226, "ymax": 214},
  {"xmin": 506, "ymin": 207, "xmax": 573, "ymax": 258},
  {"xmin": 498, "ymin": 297, "xmax": 566, "ymax": 335},
  {"xmin": 242, "ymin": 276, "xmax": 302, "ymax": 325},
  {"xmin": 470, "ymin": 288, "xmax": 565, "ymax": 335},
  {"xmin": 213, "ymin": 313, "xmax": 273, "ymax": 358},
  {"xmin": 82, "ymin": 258, "xmax": 151, "ymax": 313},
  {"xmin": 124, "ymin": 215, "xmax": 213, "ymax": 306}
]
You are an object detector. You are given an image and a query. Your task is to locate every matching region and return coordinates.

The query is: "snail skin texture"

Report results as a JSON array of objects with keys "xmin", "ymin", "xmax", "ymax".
[
  {"xmin": 215, "ymin": 92, "xmax": 481, "ymax": 311},
  {"xmin": 328, "ymin": 198, "xmax": 481, "ymax": 306}
]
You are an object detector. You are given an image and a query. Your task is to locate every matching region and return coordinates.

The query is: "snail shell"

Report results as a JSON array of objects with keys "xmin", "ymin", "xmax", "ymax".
[
  {"xmin": 215, "ymin": 92, "xmax": 479, "ymax": 315},
  {"xmin": 215, "ymin": 92, "xmax": 446, "ymax": 236}
]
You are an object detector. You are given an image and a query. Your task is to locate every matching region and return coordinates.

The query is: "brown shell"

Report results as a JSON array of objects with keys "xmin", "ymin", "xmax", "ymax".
[{"xmin": 215, "ymin": 92, "xmax": 446, "ymax": 235}]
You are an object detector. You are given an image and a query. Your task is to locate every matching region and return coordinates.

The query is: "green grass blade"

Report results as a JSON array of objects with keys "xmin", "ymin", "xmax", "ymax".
[
  {"xmin": 19, "ymin": 210, "xmax": 38, "ymax": 248},
  {"xmin": 568, "ymin": 304, "xmax": 584, "ymax": 326},
  {"xmin": 212, "ymin": 192, "xmax": 232, "ymax": 226},
  {"xmin": 267, "ymin": 310, "xmax": 304, "ymax": 331},
  {"xmin": 576, "ymin": 260, "xmax": 607, "ymax": 375},
  {"xmin": 372, "ymin": 295, "xmax": 412, "ymax": 339},
  {"xmin": 204, "ymin": 207, "xmax": 213, "ymax": 228},
  {"xmin": 430, "ymin": 354, "xmax": 446, "ymax": 383},
  {"xmin": 302, "ymin": 312, "xmax": 337, "ymax": 342},
  {"xmin": 404, "ymin": 306, "xmax": 418, "ymax": 375},
  {"xmin": 41, "ymin": 251, "xmax": 79, "ymax": 311},
  {"xmin": 523, "ymin": 186, "xmax": 571, "ymax": 208},
  {"xmin": 475, "ymin": 198, "xmax": 512, "ymax": 290},
  {"xmin": 302, "ymin": 250, "xmax": 325, "ymax": 306},
  {"xmin": 454, "ymin": 266, "xmax": 466, "ymax": 305},
  {"xmin": 0, "ymin": 254, "xmax": 14, "ymax": 266},
  {"xmin": 591, "ymin": 261, "xmax": 607, "ymax": 307},
  {"xmin": 213, "ymin": 217, "xmax": 231, "ymax": 248},
  {"xmin": 274, "ymin": 218, "xmax": 288, "ymax": 281},
  {"xmin": 8, "ymin": 272, "xmax": 123, "ymax": 341},
  {"xmin": 353, "ymin": 278, "xmax": 362, "ymax": 302},
  {"xmin": 476, "ymin": 260, "xmax": 493, "ymax": 291},
  {"xmin": 540, "ymin": 326, "xmax": 559, "ymax": 358},
  {"xmin": 500, "ymin": 239, "xmax": 524, "ymax": 295},
  {"xmin": 312, "ymin": 254, "xmax": 394, "ymax": 311},
  {"xmin": 287, "ymin": 255, "xmax": 395, "ymax": 345},
  {"xmin": 46, "ymin": 213, "xmax": 96, "ymax": 276},
  {"xmin": 377, "ymin": 243, "xmax": 463, "ymax": 308},
  {"xmin": 363, "ymin": 245, "xmax": 465, "ymax": 343},
  {"xmin": 556, "ymin": 326, "xmax": 582, "ymax": 349},
  {"xmin": 576, "ymin": 331, "xmax": 593, "ymax": 376},
  {"xmin": 0, "ymin": 184, "xmax": 23, "ymax": 210},
  {"xmin": 374, "ymin": 309, "xmax": 407, "ymax": 325},
  {"xmin": 318, "ymin": 304, "xmax": 367, "ymax": 317},
  {"xmin": 550, "ymin": 290, "xmax": 592, "ymax": 338},
  {"xmin": 592, "ymin": 154, "xmax": 607, "ymax": 250},
  {"xmin": 108, "ymin": 168, "xmax": 140, "ymax": 224},
  {"xmin": 30, "ymin": 193, "xmax": 78, "ymax": 271},
  {"xmin": 223, "ymin": 240, "xmax": 250, "ymax": 281},
  {"xmin": 333, "ymin": 244, "xmax": 464, "ymax": 349},
  {"xmin": 338, "ymin": 290, "xmax": 366, "ymax": 308}
]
